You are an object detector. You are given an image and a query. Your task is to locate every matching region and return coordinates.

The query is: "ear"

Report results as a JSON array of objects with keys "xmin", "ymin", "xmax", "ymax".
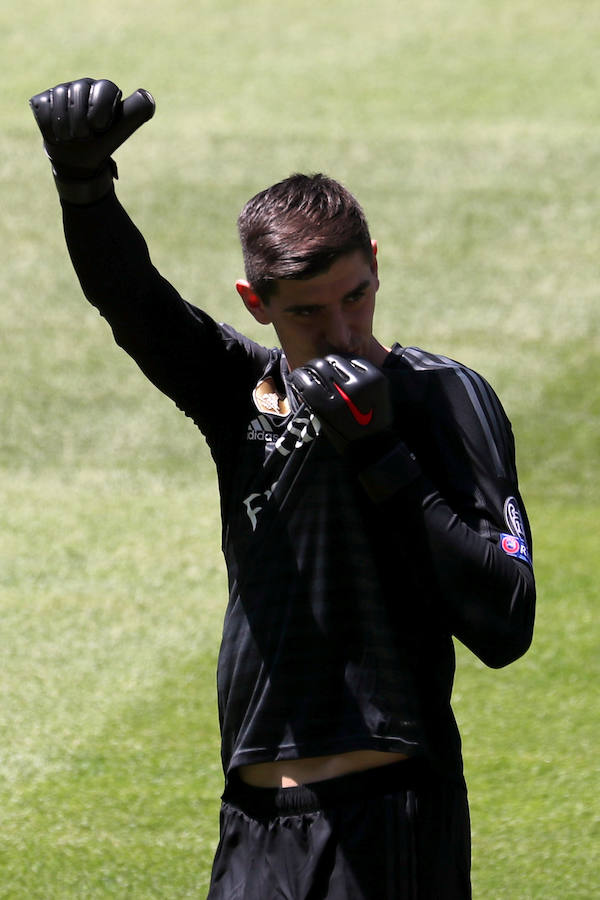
[
  {"xmin": 370, "ymin": 239, "xmax": 379, "ymax": 275},
  {"xmin": 235, "ymin": 280, "xmax": 272, "ymax": 325}
]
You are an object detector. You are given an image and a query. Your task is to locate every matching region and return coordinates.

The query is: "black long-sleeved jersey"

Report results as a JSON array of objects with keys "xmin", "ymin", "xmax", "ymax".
[{"xmin": 61, "ymin": 190, "xmax": 535, "ymax": 785}]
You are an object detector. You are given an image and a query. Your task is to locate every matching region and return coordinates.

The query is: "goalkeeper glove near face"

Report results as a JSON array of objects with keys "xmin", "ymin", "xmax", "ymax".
[{"xmin": 289, "ymin": 354, "xmax": 393, "ymax": 454}]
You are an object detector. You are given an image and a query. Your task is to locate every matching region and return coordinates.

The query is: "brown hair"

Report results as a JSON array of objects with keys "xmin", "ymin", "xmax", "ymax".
[{"xmin": 237, "ymin": 173, "xmax": 373, "ymax": 302}]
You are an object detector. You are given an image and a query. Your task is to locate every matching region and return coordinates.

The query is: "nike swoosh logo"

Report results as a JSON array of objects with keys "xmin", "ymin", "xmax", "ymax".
[{"xmin": 333, "ymin": 383, "xmax": 373, "ymax": 426}]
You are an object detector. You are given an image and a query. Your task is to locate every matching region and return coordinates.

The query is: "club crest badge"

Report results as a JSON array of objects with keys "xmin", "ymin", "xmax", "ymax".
[{"xmin": 253, "ymin": 377, "xmax": 290, "ymax": 417}]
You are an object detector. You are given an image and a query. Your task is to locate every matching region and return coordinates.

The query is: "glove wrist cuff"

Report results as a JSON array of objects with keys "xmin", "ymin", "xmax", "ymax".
[
  {"xmin": 354, "ymin": 439, "xmax": 422, "ymax": 503},
  {"xmin": 343, "ymin": 429, "xmax": 401, "ymax": 469},
  {"xmin": 52, "ymin": 158, "xmax": 118, "ymax": 205}
]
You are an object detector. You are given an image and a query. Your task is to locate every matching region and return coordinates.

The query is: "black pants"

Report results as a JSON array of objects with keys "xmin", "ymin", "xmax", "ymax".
[{"xmin": 207, "ymin": 758, "xmax": 471, "ymax": 899}]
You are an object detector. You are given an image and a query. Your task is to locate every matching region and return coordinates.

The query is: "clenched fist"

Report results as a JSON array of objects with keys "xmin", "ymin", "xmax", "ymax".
[
  {"xmin": 29, "ymin": 77, "xmax": 155, "ymax": 203},
  {"xmin": 289, "ymin": 354, "xmax": 393, "ymax": 454}
]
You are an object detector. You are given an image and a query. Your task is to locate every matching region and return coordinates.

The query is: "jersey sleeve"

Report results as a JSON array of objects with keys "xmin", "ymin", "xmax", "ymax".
[
  {"xmin": 60, "ymin": 189, "xmax": 271, "ymax": 443},
  {"xmin": 364, "ymin": 352, "xmax": 536, "ymax": 669}
]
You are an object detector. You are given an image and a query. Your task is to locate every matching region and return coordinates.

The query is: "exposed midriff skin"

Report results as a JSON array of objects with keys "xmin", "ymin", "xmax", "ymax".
[{"xmin": 238, "ymin": 749, "xmax": 410, "ymax": 788}]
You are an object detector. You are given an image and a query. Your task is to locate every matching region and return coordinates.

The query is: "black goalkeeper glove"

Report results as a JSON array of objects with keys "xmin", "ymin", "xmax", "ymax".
[
  {"xmin": 29, "ymin": 77, "xmax": 155, "ymax": 204},
  {"xmin": 289, "ymin": 355, "xmax": 393, "ymax": 453},
  {"xmin": 289, "ymin": 354, "xmax": 421, "ymax": 501}
]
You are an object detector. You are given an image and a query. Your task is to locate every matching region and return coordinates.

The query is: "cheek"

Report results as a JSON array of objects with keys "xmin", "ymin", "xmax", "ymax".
[
  {"xmin": 353, "ymin": 300, "xmax": 376, "ymax": 331},
  {"xmin": 272, "ymin": 321, "xmax": 320, "ymax": 359}
]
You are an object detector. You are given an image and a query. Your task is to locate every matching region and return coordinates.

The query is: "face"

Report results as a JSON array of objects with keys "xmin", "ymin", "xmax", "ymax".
[{"xmin": 236, "ymin": 244, "xmax": 388, "ymax": 370}]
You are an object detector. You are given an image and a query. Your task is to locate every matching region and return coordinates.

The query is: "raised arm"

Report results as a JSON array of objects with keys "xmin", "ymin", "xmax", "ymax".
[{"xmin": 29, "ymin": 78, "xmax": 270, "ymax": 440}]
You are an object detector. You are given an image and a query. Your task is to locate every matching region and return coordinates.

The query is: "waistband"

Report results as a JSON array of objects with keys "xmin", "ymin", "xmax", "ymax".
[{"xmin": 223, "ymin": 756, "xmax": 428, "ymax": 818}]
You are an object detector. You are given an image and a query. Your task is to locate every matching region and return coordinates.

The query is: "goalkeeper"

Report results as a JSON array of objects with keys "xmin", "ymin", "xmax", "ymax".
[{"xmin": 30, "ymin": 78, "xmax": 536, "ymax": 900}]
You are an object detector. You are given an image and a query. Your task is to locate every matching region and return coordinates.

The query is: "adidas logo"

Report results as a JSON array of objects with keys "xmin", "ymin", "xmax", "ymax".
[{"xmin": 247, "ymin": 415, "xmax": 278, "ymax": 443}]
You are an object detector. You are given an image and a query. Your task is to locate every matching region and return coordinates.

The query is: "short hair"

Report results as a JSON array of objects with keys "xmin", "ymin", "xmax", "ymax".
[{"xmin": 237, "ymin": 173, "xmax": 373, "ymax": 302}]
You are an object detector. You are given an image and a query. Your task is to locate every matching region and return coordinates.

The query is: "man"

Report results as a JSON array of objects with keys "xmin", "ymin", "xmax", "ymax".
[{"xmin": 29, "ymin": 78, "xmax": 536, "ymax": 899}]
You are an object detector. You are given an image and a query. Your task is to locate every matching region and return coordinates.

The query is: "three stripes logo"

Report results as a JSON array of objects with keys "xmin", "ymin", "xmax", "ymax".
[{"xmin": 247, "ymin": 415, "xmax": 278, "ymax": 443}]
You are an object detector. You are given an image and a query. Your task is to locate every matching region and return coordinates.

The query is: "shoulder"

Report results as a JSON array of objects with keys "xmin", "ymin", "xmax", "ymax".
[
  {"xmin": 388, "ymin": 344, "xmax": 515, "ymax": 480},
  {"xmin": 389, "ymin": 343, "xmax": 486, "ymax": 381},
  {"xmin": 389, "ymin": 344, "xmax": 501, "ymax": 409},
  {"xmin": 184, "ymin": 304, "xmax": 279, "ymax": 374}
]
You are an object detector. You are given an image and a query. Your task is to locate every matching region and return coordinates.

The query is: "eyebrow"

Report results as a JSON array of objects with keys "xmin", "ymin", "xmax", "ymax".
[{"xmin": 283, "ymin": 279, "xmax": 371, "ymax": 314}]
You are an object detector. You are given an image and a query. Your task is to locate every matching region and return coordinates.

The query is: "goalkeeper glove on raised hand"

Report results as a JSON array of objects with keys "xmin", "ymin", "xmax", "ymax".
[{"xmin": 29, "ymin": 77, "xmax": 155, "ymax": 204}]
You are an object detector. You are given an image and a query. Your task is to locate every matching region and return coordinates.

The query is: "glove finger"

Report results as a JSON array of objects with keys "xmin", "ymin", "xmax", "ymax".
[
  {"xmin": 288, "ymin": 367, "xmax": 316, "ymax": 396},
  {"xmin": 307, "ymin": 357, "xmax": 338, "ymax": 385},
  {"xmin": 88, "ymin": 79, "xmax": 122, "ymax": 132},
  {"xmin": 69, "ymin": 78, "xmax": 93, "ymax": 139},
  {"xmin": 325, "ymin": 354, "xmax": 371, "ymax": 385},
  {"xmin": 50, "ymin": 83, "xmax": 70, "ymax": 141},
  {"xmin": 290, "ymin": 364, "xmax": 337, "ymax": 409},
  {"xmin": 323, "ymin": 355, "xmax": 355, "ymax": 385},
  {"xmin": 299, "ymin": 363, "xmax": 334, "ymax": 390},
  {"xmin": 29, "ymin": 89, "xmax": 54, "ymax": 140},
  {"xmin": 106, "ymin": 88, "xmax": 155, "ymax": 150}
]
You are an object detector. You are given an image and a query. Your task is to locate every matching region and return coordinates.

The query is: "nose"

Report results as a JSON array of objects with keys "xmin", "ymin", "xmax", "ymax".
[{"xmin": 324, "ymin": 307, "xmax": 354, "ymax": 355}]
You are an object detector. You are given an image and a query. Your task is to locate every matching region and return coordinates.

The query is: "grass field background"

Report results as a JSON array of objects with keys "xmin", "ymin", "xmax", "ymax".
[{"xmin": 1, "ymin": 0, "xmax": 599, "ymax": 896}]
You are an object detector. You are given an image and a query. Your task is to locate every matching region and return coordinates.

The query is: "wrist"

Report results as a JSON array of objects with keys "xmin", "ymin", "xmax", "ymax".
[
  {"xmin": 343, "ymin": 429, "xmax": 402, "ymax": 470},
  {"xmin": 51, "ymin": 158, "xmax": 118, "ymax": 205},
  {"xmin": 344, "ymin": 432, "xmax": 421, "ymax": 502}
]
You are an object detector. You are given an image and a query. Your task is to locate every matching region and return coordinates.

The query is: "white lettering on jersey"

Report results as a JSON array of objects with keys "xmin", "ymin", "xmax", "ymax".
[
  {"xmin": 244, "ymin": 484, "xmax": 276, "ymax": 532},
  {"xmin": 274, "ymin": 413, "xmax": 320, "ymax": 457},
  {"xmin": 242, "ymin": 412, "xmax": 320, "ymax": 528},
  {"xmin": 247, "ymin": 414, "xmax": 278, "ymax": 442}
]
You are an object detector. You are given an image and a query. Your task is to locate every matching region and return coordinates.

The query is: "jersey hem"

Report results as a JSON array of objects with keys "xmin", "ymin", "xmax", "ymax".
[{"xmin": 226, "ymin": 735, "xmax": 424, "ymax": 774}]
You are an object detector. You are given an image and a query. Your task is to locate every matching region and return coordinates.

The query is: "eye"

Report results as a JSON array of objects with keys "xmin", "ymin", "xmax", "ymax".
[
  {"xmin": 345, "ymin": 289, "xmax": 366, "ymax": 304},
  {"xmin": 290, "ymin": 306, "xmax": 322, "ymax": 318}
]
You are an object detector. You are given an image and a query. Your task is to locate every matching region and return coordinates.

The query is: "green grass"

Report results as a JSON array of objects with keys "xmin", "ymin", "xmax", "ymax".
[
  {"xmin": 454, "ymin": 503, "xmax": 598, "ymax": 898},
  {"xmin": 1, "ymin": 0, "xmax": 599, "ymax": 896}
]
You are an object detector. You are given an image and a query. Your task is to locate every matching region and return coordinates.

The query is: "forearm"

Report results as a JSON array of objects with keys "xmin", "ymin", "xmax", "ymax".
[
  {"xmin": 31, "ymin": 76, "xmax": 174, "ymax": 353},
  {"xmin": 420, "ymin": 478, "xmax": 534, "ymax": 667},
  {"xmin": 61, "ymin": 187, "xmax": 199, "ymax": 386},
  {"xmin": 61, "ymin": 186, "xmax": 274, "ymax": 447},
  {"xmin": 62, "ymin": 187, "xmax": 163, "ymax": 317},
  {"xmin": 376, "ymin": 468, "xmax": 536, "ymax": 669},
  {"xmin": 60, "ymin": 188, "xmax": 232, "ymax": 434}
]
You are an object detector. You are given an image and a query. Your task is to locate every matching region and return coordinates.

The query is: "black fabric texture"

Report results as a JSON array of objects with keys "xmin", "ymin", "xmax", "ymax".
[{"xmin": 61, "ymin": 192, "xmax": 536, "ymax": 788}]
